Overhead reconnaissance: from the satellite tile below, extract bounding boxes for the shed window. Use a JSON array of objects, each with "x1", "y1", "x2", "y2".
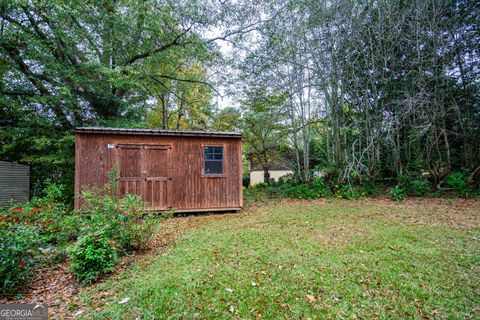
[{"x1": 204, "y1": 146, "x2": 224, "y2": 175}]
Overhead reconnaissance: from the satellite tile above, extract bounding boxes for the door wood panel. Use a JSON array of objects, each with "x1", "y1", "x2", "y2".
[{"x1": 116, "y1": 144, "x2": 171, "y2": 210}]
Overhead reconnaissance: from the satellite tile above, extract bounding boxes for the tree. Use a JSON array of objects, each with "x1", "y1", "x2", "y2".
[
  {"x1": 235, "y1": 0, "x2": 480, "y2": 188},
  {"x1": 242, "y1": 87, "x2": 287, "y2": 184},
  {"x1": 145, "y1": 63, "x2": 215, "y2": 130}
]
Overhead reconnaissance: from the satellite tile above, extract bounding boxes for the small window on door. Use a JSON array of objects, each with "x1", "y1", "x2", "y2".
[{"x1": 204, "y1": 146, "x2": 224, "y2": 175}]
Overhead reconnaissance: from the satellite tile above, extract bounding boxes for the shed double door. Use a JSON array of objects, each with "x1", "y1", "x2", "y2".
[{"x1": 116, "y1": 144, "x2": 172, "y2": 210}]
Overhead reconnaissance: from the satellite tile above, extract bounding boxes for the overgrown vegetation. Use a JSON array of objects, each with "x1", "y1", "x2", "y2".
[
  {"x1": 0, "y1": 226, "x2": 41, "y2": 292},
  {"x1": 0, "y1": 176, "x2": 161, "y2": 294},
  {"x1": 69, "y1": 175, "x2": 157, "y2": 284},
  {"x1": 245, "y1": 171, "x2": 478, "y2": 206},
  {"x1": 69, "y1": 232, "x2": 119, "y2": 285}
]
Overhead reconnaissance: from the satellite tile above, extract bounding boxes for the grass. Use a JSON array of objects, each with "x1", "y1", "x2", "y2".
[{"x1": 77, "y1": 199, "x2": 480, "y2": 319}]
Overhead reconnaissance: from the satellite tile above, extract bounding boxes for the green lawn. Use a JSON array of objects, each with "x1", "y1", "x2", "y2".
[{"x1": 77, "y1": 200, "x2": 480, "y2": 319}]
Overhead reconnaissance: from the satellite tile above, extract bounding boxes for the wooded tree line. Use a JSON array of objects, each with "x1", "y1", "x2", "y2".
[
  {"x1": 240, "y1": 0, "x2": 479, "y2": 189},
  {"x1": 0, "y1": 0, "x2": 479, "y2": 195}
]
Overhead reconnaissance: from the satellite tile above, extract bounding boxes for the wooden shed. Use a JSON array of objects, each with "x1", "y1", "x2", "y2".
[
  {"x1": 0, "y1": 161, "x2": 30, "y2": 208},
  {"x1": 74, "y1": 127, "x2": 242, "y2": 212}
]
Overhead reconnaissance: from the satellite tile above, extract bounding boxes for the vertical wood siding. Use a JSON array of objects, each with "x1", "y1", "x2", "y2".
[
  {"x1": 74, "y1": 133, "x2": 242, "y2": 211},
  {"x1": 0, "y1": 161, "x2": 30, "y2": 208}
]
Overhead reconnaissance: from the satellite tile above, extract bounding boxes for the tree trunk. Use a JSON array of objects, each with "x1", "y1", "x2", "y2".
[{"x1": 263, "y1": 167, "x2": 270, "y2": 184}]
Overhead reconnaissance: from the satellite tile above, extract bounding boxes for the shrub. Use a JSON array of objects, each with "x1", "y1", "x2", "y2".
[
  {"x1": 284, "y1": 184, "x2": 319, "y2": 199},
  {"x1": 390, "y1": 186, "x2": 406, "y2": 202},
  {"x1": 80, "y1": 190, "x2": 157, "y2": 252},
  {"x1": 264, "y1": 177, "x2": 328, "y2": 200},
  {"x1": 0, "y1": 181, "x2": 80, "y2": 245},
  {"x1": 251, "y1": 182, "x2": 268, "y2": 190},
  {"x1": 397, "y1": 173, "x2": 431, "y2": 197},
  {"x1": 445, "y1": 171, "x2": 470, "y2": 196},
  {"x1": 410, "y1": 178, "x2": 431, "y2": 196},
  {"x1": 336, "y1": 184, "x2": 363, "y2": 200},
  {"x1": 361, "y1": 180, "x2": 377, "y2": 196},
  {"x1": 0, "y1": 226, "x2": 41, "y2": 293},
  {"x1": 69, "y1": 232, "x2": 118, "y2": 284}
]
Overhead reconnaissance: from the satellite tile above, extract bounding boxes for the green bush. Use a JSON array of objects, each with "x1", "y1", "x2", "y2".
[
  {"x1": 390, "y1": 186, "x2": 406, "y2": 202},
  {"x1": 284, "y1": 184, "x2": 319, "y2": 199},
  {"x1": 0, "y1": 181, "x2": 80, "y2": 245},
  {"x1": 0, "y1": 226, "x2": 42, "y2": 293},
  {"x1": 445, "y1": 172, "x2": 470, "y2": 196},
  {"x1": 397, "y1": 173, "x2": 431, "y2": 197},
  {"x1": 69, "y1": 232, "x2": 118, "y2": 284},
  {"x1": 80, "y1": 189, "x2": 157, "y2": 252},
  {"x1": 360, "y1": 180, "x2": 377, "y2": 196},
  {"x1": 410, "y1": 178, "x2": 431, "y2": 196},
  {"x1": 251, "y1": 182, "x2": 268, "y2": 190},
  {"x1": 336, "y1": 184, "x2": 363, "y2": 200},
  {"x1": 264, "y1": 177, "x2": 328, "y2": 200}
]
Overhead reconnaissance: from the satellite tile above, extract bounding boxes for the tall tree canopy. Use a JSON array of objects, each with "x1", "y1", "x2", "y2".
[{"x1": 237, "y1": 0, "x2": 480, "y2": 187}]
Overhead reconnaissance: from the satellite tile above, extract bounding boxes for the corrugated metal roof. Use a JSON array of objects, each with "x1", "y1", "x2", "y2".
[{"x1": 75, "y1": 127, "x2": 242, "y2": 138}]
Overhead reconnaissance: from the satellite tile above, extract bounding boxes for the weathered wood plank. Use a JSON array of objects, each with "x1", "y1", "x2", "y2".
[{"x1": 75, "y1": 132, "x2": 242, "y2": 211}]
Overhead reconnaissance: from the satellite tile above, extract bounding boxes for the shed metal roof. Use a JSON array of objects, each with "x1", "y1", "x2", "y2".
[{"x1": 75, "y1": 127, "x2": 242, "y2": 138}]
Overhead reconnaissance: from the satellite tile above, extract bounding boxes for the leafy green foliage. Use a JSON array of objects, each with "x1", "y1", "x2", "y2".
[
  {"x1": 0, "y1": 226, "x2": 41, "y2": 293},
  {"x1": 69, "y1": 232, "x2": 118, "y2": 285},
  {"x1": 397, "y1": 174, "x2": 432, "y2": 197},
  {"x1": 69, "y1": 176, "x2": 159, "y2": 283},
  {"x1": 390, "y1": 186, "x2": 406, "y2": 202},
  {"x1": 0, "y1": 172, "x2": 161, "y2": 289},
  {"x1": 445, "y1": 172, "x2": 470, "y2": 196},
  {"x1": 79, "y1": 185, "x2": 157, "y2": 252},
  {"x1": 264, "y1": 178, "x2": 325, "y2": 200},
  {"x1": 0, "y1": 181, "x2": 80, "y2": 244},
  {"x1": 249, "y1": 177, "x2": 374, "y2": 201},
  {"x1": 335, "y1": 184, "x2": 364, "y2": 200}
]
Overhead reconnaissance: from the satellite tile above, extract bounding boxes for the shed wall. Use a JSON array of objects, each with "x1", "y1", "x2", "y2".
[
  {"x1": 0, "y1": 161, "x2": 30, "y2": 208},
  {"x1": 75, "y1": 133, "x2": 242, "y2": 211}
]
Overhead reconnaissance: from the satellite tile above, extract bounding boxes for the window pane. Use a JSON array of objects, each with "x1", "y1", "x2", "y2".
[
  {"x1": 204, "y1": 146, "x2": 223, "y2": 174},
  {"x1": 205, "y1": 153, "x2": 215, "y2": 160},
  {"x1": 205, "y1": 160, "x2": 223, "y2": 174}
]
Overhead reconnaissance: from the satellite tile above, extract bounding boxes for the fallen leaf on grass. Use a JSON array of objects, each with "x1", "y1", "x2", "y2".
[
  {"x1": 306, "y1": 295, "x2": 316, "y2": 303},
  {"x1": 119, "y1": 297, "x2": 130, "y2": 304},
  {"x1": 73, "y1": 310, "x2": 84, "y2": 317}
]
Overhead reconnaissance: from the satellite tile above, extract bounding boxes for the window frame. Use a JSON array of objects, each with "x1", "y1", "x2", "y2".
[{"x1": 202, "y1": 144, "x2": 226, "y2": 177}]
